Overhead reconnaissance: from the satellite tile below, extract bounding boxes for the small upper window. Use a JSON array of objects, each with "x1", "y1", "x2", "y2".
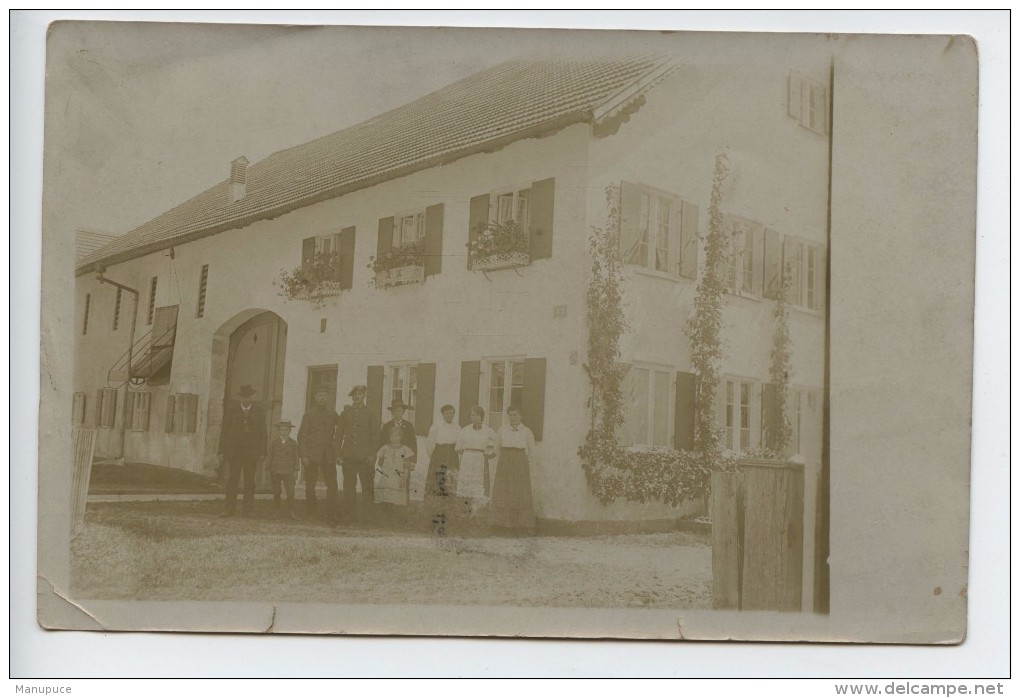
[{"x1": 788, "y1": 71, "x2": 828, "y2": 135}]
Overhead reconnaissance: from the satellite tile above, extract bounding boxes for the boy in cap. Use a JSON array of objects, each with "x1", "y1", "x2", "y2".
[{"x1": 266, "y1": 419, "x2": 299, "y2": 519}]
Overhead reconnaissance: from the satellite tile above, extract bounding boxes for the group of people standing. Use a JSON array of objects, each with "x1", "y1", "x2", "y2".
[{"x1": 217, "y1": 382, "x2": 537, "y2": 534}]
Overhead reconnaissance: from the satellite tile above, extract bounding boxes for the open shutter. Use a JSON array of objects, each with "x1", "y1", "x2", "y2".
[
  {"x1": 619, "y1": 181, "x2": 643, "y2": 265},
  {"x1": 185, "y1": 394, "x2": 198, "y2": 433},
  {"x1": 679, "y1": 200, "x2": 699, "y2": 279},
  {"x1": 415, "y1": 362, "x2": 436, "y2": 436},
  {"x1": 377, "y1": 217, "x2": 394, "y2": 260},
  {"x1": 751, "y1": 224, "x2": 765, "y2": 296},
  {"x1": 302, "y1": 237, "x2": 316, "y2": 265},
  {"x1": 817, "y1": 246, "x2": 827, "y2": 313},
  {"x1": 139, "y1": 393, "x2": 151, "y2": 430},
  {"x1": 667, "y1": 201, "x2": 682, "y2": 276},
  {"x1": 468, "y1": 194, "x2": 490, "y2": 269},
  {"x1": 523, "y1": 357, "x2": 547, "y2": 441},
  {"x1": 165, "y1": 394, "x2": 176, "y2": 433},
  {"x1": 93, "y1": 390, "x2": 102, "y2": 427},
  {"x1": 367, "y1": 365, "x2": 384, "y2": 424},
  {"x1": 338, "y1": 226, "x2": 356, "y2": 289},
  {"x1": 674, "y1": 371, "x2": 696, "y2": 451},
  {"x1": 763, "y1": 228, "x2": 782, "y2": 299},
  {"x1": 106, "y1": 390, "x2": 117, "y2": 428},
  {"x1": 423, "y1": 203, "x2": 444, "y2": 277},
  {"x1": 125, "y1": 391, "x2": 136, "y2": 430},
  {"x1": 528, "y1": 177, "x2": 555, "y2": 261},
  {"x1": 459, "y1": 361, "x2": 481, "y2": 427},
  {"x1": 761, "y1": 382, "x2": 781, "y2": 452}
]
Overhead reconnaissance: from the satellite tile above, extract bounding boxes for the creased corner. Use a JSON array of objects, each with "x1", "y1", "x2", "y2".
[
  {"x1": 265, "y1": 605, "x2": 277, "y2": 633},
  {"x1": 37, "y1": 574, "x2": 105, "y2": 631}
]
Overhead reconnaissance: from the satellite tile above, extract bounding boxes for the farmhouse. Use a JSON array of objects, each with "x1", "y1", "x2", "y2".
[{"x1": 74, "y1": 54, "x2": 829, "y2": 539}]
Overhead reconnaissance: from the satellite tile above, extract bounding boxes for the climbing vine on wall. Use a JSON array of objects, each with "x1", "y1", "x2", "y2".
[{"x1": 768, "y1": 263, "x2": 794, "y2": 455}]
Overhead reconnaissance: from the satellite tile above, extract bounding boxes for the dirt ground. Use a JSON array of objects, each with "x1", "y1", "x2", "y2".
[{"x1": 72, "y1": 500, "x2": 713, "y2": 609}]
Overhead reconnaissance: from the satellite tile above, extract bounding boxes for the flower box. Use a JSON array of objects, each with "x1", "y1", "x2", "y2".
[
  {"x1": 292, "y1": 279, "x2": 343, "y2": 301},
  {"x1": 375, "y1": 264, "x2": 425, "y2": 288},
  {"x1": 472, "y1": 251, "x2": 530, "y2": 271}
]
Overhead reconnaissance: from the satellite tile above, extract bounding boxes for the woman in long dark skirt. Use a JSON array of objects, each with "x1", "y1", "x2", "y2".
[
  {"x1": 488, "y1": 404, "x2": 536, "y2": 533},
  {"x1": 424, "y1": 404, "x2": 461, "y2": 531}
]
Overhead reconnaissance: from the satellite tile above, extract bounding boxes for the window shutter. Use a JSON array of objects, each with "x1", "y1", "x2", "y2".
[
  {"x1": 185, "y1": 394, "x2": 199, "y2": 433},
  {"x1": 763, "y1": 228, "x2": 782, "y2": 299},
  {"x1": 302, "y1": 237, "x2": 316, "y2": 265},
  {"x1": 165, "y1": 394, "x2": 176, "y2": 433},
  {"x1": 761, "y1": 382, "x2": 782, "y2": 451},
  {"x1": 338, "y1": 226, "x2": 356, "y2": 289},
  {"x1": 415, "y1": 362, "x2": 436, "y2": 436},
  {"x1": 783, "y1": 237, "x2": 802, "y2": 305},
  {"x1": 459, "y1": 360, "x2": 481, "y2": 427},
  {"x1": 528, "y1": 178, "x2": 555, "y2": 261},
  {"x1": 751, "y1": 224, "x2": 765, "y2": 295},
  {"x1": 522, "y1": 357, "x2": 547, "y2": 441},
  {"x1": 125, "y1": 391, "x2": 136, "y2": 430},
  {"x1": 105, "y1": 389, "x2": 117, "y2": 428},
  {"x1": 468, "y1": 194, "x2": 490, "y2": 269},
  {"x1": 94, "y1": 389, "x2": 103, "y2": 427},
  {"x1": 423, "y1": 203, "x2": 444, "y2": 277},
  {"x1": 619, "y1": 181, "x2": 643, "y2": 265},
  {"x1": 667, "y1": 201, "x2": 682, "y2": 276},
  {"x1": 674, "y1": 371, "x2": 696, "y2": 451},
  {"x1": 679, "y1": 200, "x2": 699, "y2": 279},
  {"x1": 139, "y1": 393, "x2": 151, "y2": 431},
  {"x1": 366, "y1": 365, "x2": 385, "y2": 423},
  {"x1": 377, "y1": 217, "x2": 394, "y2": 259},
  {"x1": 817, "y1": 246, "x2": 827, "y2": 312}
]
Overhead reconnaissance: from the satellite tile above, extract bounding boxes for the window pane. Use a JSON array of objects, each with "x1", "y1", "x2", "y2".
[
  {"x1": 742, "y1": 230, "x2": 754, "y2": 293},
  {"x1": 807, "y1": 247, "x2": 816, "y2": 309},
  {"x1": 489, "y1": 361, "x2": 505, "y2": 415},
  {"x1": 497, "y1": 194, "x2": 514, "y2": 224},
  {"x1": 416, "y1": 212, "x2": 426, "y2": 241},
  {"x1": 515, "y1": 190, "x2": 529, "y2": 229},
  {"x1": 653, "y1": 370, "x2": 670, "y2": 446},
  {"x1": 511, "y1": 360, "x2": 524, "y2": 387},
  {"x1": 655, "y1": 198, "x2": 670, "y2": 272},
  {"x1": 629, "y1": 368, "x2": 649, "y2": 445},
  {"x1": 407, "y1": 365, "x2": 417, "y2": 410},
  {"x1": 725, "y1": 381, "x2": 735, "y2": 450}
]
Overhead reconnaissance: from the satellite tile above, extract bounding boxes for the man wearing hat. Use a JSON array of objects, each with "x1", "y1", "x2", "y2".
[
  {"x1": 333, "y1": 384, "x2": 380, "y2": 522},
  {"x1": 297, "y1": 388, "x2": 339, "y2": 522},
  {"x1": 266, "y1": 419, "x2": 299, "y2": 519},
  {"x1": 379, "y1": 398, "x2": 418, "y2": 458},
  {"x1": 218, "y1": 384, "x2": 268, "y2": 517}
]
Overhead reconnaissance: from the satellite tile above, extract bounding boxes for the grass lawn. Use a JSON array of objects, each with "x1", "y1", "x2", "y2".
[{"x1": 72, "y1": 500, "x2": 713, "y2": 609}]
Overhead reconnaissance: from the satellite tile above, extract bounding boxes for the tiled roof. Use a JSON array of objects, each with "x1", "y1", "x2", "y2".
[
  {"x1": 74, "y1": 228, "x2": 120, "y2": 262},
  {"x1": 76, "y1": 56, "x2": 670, "y2": 274}
]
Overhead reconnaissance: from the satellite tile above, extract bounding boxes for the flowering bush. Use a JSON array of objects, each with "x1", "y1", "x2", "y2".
[
  {"x1": 274, "y1": 252, "x2": 341, "y2": 308},
  {"x1": 468, "y1": 220, "x2": 529, "y2": 264},
  {"x1": 368, "y1": 241, "x2": 425, "y2": 276}
]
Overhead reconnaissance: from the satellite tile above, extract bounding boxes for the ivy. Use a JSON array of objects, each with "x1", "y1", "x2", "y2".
[{"x1": 768, "y1": 262, "x2": 794, "y2": 454}]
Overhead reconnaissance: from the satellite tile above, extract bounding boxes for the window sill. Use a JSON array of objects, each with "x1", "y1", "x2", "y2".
[
  {"x1": 628, "y1": 267, "x2": 695, "y2": 284},
  {"x1": 725, "y1": 290, "x2": 763, "y2": 303}
]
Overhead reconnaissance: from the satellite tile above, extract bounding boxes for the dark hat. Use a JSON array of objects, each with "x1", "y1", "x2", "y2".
[
  {"x1": 388, "y1": 398, "x2": 408, "y2": 410},
  {"x1": 238, "y1": 384, "x2": 256, "y2": 398},
  {"x1": 348, "y1": 384, "x2": 367, "y2": 397},
  {"x1": 276, "y1": 420, "x2": 294, "y2": 428}
]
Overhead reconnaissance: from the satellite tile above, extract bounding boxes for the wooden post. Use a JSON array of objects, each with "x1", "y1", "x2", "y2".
[{"x1": 711, "y1": 469, "x2": 745, "y2": 609}]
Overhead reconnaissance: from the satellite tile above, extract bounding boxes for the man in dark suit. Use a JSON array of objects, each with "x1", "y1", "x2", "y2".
[
  {"x1": 218, "y1": 384, "x2": 268, "y2": 517},
  {"x1": 334, "y1": 385, "x2": 380, "y2": 522},
  {"x1": 379, "y1": 398, "x2": 418, "y2": 457},
  {"x1": 297, "y1": 388, "x2": 339, "y2": 522}
]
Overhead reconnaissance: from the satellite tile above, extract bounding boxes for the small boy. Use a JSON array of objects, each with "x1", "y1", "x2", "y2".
[{"x1": 266, "y1": 419, "x2": 299, "y2": 519}]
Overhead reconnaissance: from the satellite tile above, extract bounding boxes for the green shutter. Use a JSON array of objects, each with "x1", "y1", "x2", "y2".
[
  {"x1": 415, "y1": 362, "x2": 436, "y2": 436},
  {"x1": 468, "y1": 194, "x2": 490, "y2": 269},
  {"x1": 302, "y1": 237, "x2": 316, "y2": 265},
  {"x1": 528, "y1": 178, "x2": 555, "y2": 261},
  {"x1": 125, "y1": 391, "x2": 136, "y2": 430},
  {"x1": 619, "y1": 181, "x2": 643, "y2": 265},
  {"x1": 377, "y1": 217, "x2": 394, "y2": 260},
  {"x1": 763, "y1": 228, "x2": 782, "y2": 299},
  {"x1": 366, "y1": 365, "x2": 385, "y2": 424},
  {"x1": 338, "y1": 226, "x2": 356, "y2": 289},
  {"x1": 165, "y1": 394, "x2": 176, "y2": 433},
  {"x1": 523, "y1": 357, "x2": 547, "y2": 441},
  {"x1": 94, "y1": 389, "x2": 103, "y2": 427},
  {"x1": 423, "y1": 203, "x2": 444, "y2": 277},
  {"x1": 751, "y1": 224, "x2": 765, "y2": 296},
  {"x1": 459, "y1": 361, "x2": 481, "y2": 427},
  {"x1": 185, "y1": 394, "x2": 198, "y2": 433},
  {"x1": 674, "y1": 371, "x2": 696, "y2": 451}
]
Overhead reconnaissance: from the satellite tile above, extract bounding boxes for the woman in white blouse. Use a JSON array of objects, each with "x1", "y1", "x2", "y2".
[
  {"x1": 488, "y1": 404, "x2": 537, "y2": 533},
  {"x1": 424, "y1": 404, "x2": 461, "y2": 515},
  {"x1": 455, "y1": 405, "x2": 498, "y2": 506}
]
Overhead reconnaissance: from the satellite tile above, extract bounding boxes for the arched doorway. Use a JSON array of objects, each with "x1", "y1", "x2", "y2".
[{"x1": 204, "y1": 309, "x2": 288, "y2": 484}]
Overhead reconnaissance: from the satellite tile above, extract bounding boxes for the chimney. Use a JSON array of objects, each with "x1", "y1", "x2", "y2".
[{"x1": 229, "y1": 156, "x2": 249, "y2": 203}]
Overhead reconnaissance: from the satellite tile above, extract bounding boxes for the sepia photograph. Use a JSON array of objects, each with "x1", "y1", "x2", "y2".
[{"x1": 31, "y1": 16, "x2": 981, "y2": 650}]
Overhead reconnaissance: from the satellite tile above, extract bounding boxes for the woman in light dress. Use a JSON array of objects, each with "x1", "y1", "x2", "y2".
[
  {"x1": 488, "y1": 405, "x2": 537, "y2": 533},
  {"x1": 424, "y1": 404, "x2": 461, "y2": 519},
  {"x1": 455, "y1": 405, "x2": 498, "y2": 508}
]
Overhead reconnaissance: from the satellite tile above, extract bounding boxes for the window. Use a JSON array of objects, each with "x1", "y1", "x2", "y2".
[
  {"x1": 620, "y1": 182, "x2": 698, "y2": 278},
  {"x1": 128, "y1": 391, "x2": 151, "y2": 431},
  {"x1": 96, "y1": 387, "x2": 118, "y2": 428},
  {"x1": 788, "y1": 71, "x2": 828, "y2": 135},
  {"x1": 166, "y1": 393, "x2": 198, "y2": 434},
  {"x1": 112, "y1": 288, "x2": 122, "y2": 331},
  {"x1": 394, "y1": 211, "x2": 427, "y2": 248},
  {"x1": 386, "y1": 362, "x2": 419, "y2": 424},
  {"x1": 196, "y1": 264, "x2": 209, "y2": 318},
  {"x1": 72, "y1": 392, "x2": 86, "y2": 425},
  {"x1": 723, "y1": 216, "x2": 763, "y2": 297},
  {"x1": 492, "y1": 187, "x2": 530, "y2": 231},
  {"x1": 783, "y1": 237, "x2": 825, "y2": 311},
  {"x1": 147, "y1": 277, "x2": 157, "y2": 325},
  {"x1": 619, "y1": 364, "x2": 672, "y2": 448},
  {"x1": 82, "y1": 294, "x2": 91, "y2": 335},
  {"x1": 721, "y1": 378, "x2": 758, "y2": 453},
  {"x1": 485, "y1": 358, "x2": 525, "y2": 431},
  {"x1": 306, "y1": 365, "x2": 338, "y2": 411}
]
